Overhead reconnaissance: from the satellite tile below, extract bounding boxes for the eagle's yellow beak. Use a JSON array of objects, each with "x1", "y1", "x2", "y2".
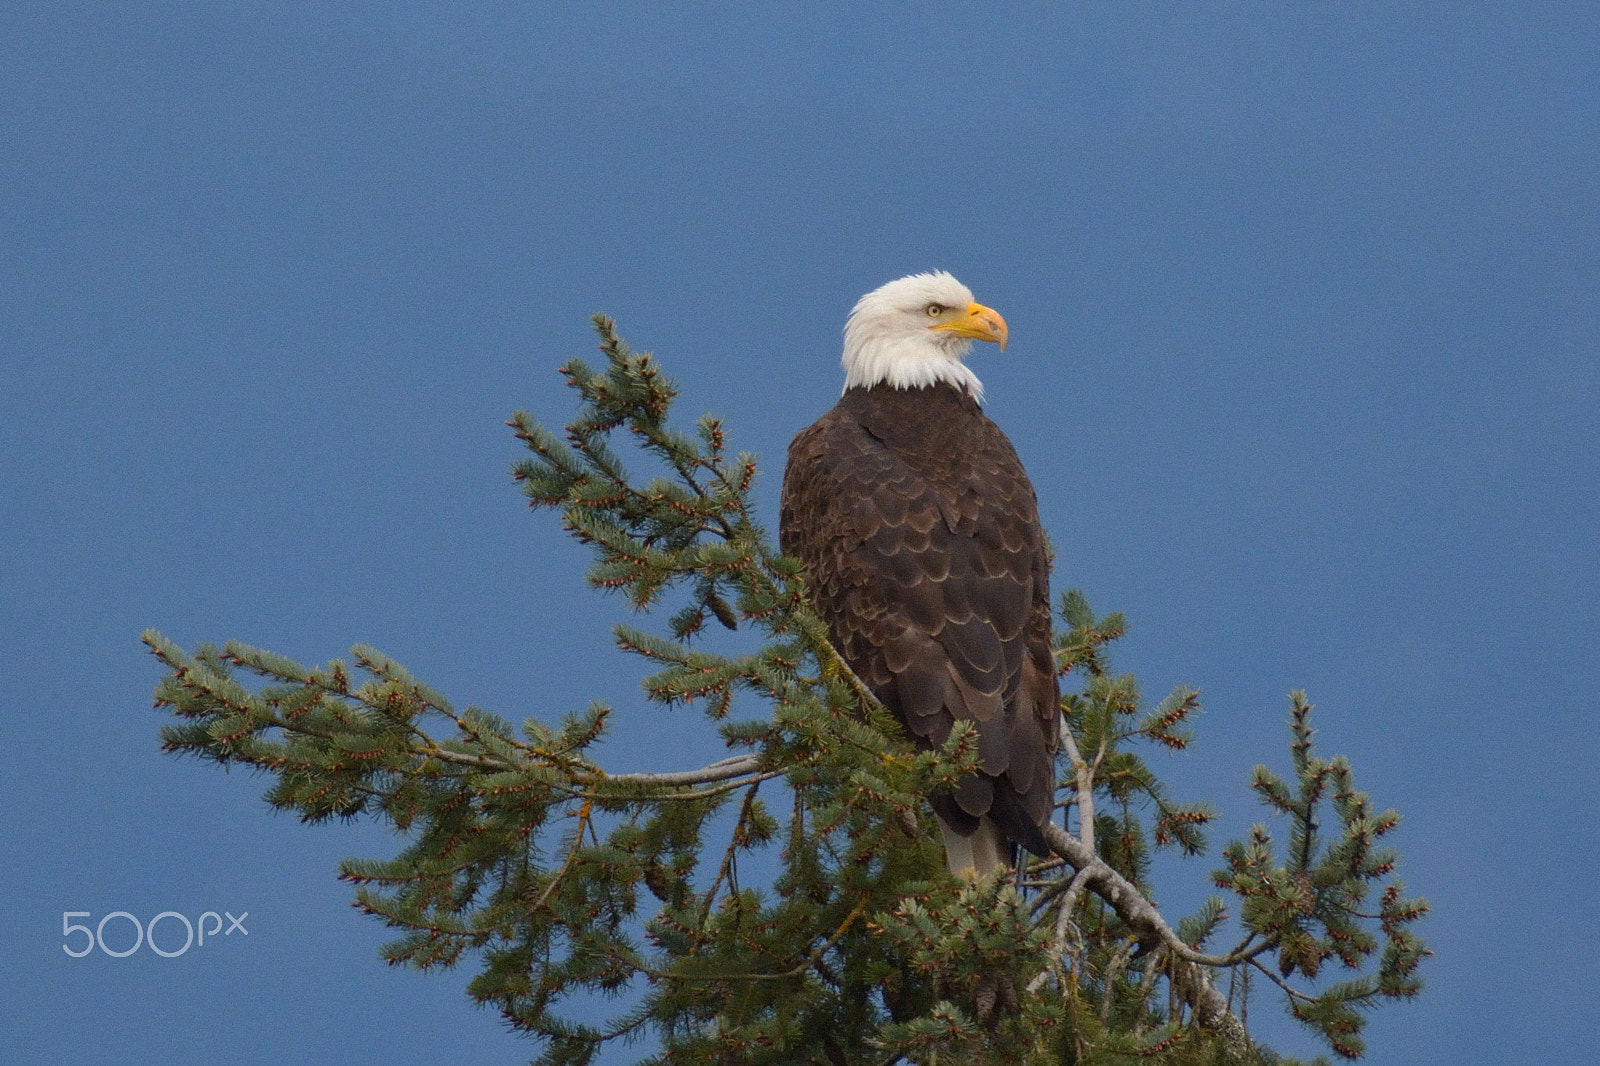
[{"x1": 930, "y1": 301, "x2": 1008, "y2": 351}]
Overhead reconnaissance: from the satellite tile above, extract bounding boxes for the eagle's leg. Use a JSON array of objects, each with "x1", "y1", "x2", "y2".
[{"x1": 936, "y1": 816, "x2": 1009, "y2": 879}]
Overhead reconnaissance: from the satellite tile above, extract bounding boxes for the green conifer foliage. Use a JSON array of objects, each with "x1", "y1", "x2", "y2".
[{"x1": 145, "y1": 316, "x2": 1426, "y2": 1064}]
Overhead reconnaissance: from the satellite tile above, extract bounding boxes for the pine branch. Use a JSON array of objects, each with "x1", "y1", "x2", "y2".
[
  {"x1": 1040, "y1": 819, "x2": 1256, "y2": 1060},
  {"x1": 580, "y1": 753, "x2": 760, "y2": 787}
]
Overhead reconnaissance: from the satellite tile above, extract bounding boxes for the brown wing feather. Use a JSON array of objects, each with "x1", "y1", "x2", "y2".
[{"x1": 780, "y1": 383, "x2": 1060, "y2": 856}]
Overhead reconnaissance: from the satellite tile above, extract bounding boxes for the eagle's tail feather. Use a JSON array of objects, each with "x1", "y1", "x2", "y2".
[
  {"x1": 988, "y1": 778, "x2": 1054, "y2": 861},
  {"x1": 937, "y1": 816, "x2": 1010, "y2": 878}
]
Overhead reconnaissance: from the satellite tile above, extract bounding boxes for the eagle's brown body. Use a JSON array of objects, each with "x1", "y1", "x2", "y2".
[{"x1": 780, "y1": 381, "x2": 1060, "y2": 863}]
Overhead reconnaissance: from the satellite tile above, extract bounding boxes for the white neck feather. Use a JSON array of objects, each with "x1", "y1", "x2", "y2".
[{"x1": 841, "y1": 330, "x2": 985, "y2": 400}]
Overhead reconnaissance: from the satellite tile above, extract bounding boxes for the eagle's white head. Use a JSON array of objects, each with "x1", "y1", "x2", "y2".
[{"x1": 841, "y1": 271, "x2": 1008, "y2": 399}]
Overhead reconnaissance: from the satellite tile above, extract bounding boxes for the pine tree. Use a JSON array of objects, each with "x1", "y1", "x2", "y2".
[{"x1": 145, "y1": 317, "x2": 1427, "y2": 1065}]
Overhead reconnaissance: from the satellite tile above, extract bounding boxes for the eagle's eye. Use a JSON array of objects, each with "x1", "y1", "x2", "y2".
[{"x1": 924, "y1": 303, "x2": 945, "y2": 317}]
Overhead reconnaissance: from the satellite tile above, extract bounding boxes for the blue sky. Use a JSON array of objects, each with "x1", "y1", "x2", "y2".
[{"x1": 3, "y1": 3, "x2": 1596, "y2": 1063}]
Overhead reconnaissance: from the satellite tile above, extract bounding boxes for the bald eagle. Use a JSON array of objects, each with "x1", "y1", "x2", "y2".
[{"x1": 780, "y1": 272, "x2": 1060, "y2": 876}]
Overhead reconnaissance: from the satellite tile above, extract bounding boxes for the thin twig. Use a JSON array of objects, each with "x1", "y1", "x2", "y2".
[
  {"x1": 695, "y1": 783, "x2": 762, "y2": 942},
  {"x1": 530, "y1": 798, "x2": 594, "y2": 913},
  {"x1": 1101, "y1": 939, "x2": 1136, "y2": 1024},
  {"x1": 1248, "y1": 958, "x2": 1316, "y2": 1002},
  {"x1": 1132, "y1": 943, "x2": 1168, "y2": 1035},
  {"x1": 629, "y1": 896, "x2": 869, "y2": 983},
  {"x1": 1028, "y1": 864, "x2": 1096, "y2": 993},
  {"x1": 1059, "y1": 718, "x2": 1097, "y2": 852}
]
